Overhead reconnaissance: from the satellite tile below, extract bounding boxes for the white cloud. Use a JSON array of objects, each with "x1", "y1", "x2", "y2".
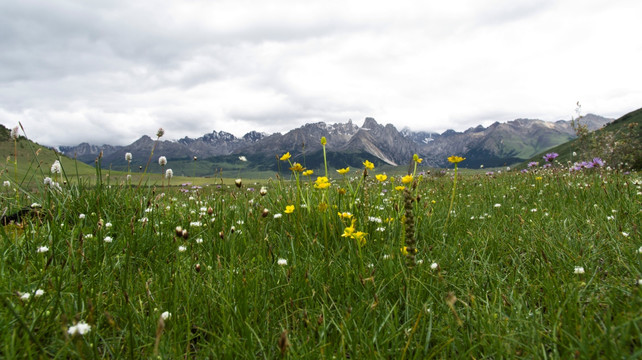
[{"x1": 0, "y1": 0, "x2": 640, "y2": 146}]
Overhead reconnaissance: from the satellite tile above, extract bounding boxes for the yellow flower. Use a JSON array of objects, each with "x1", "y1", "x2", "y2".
[
  {"x1": 285, "y1": 205, "x2": 295, "y2": 214},
  {"x1": 337, "y1": 211, "x2": 353, "y2": 219},
  {"x1": 401, "y1": 175, "x2": 413, "y2": 184},
  {"x1": 447, "y1": 155, "x2": 465, "y2": 164},
  {"x1": 413, "y1": 154, "x2": 423, "y2": 163},
  {"x1": 337, "y1": 167, "x2": 350, "y2": 174},
  {"x1": 318, "y1": 202, "x2": 328, "y2": 212},
  {"x1": 314, "y1": 176, "x2": 330, "y2": 189},
  {"x1": 375, "y1": 174, "x2": 388, "y2": 182},
  {"x1": 400, "y1": 246, "x2": 417, "y2": 256},
  {"x1": 354, "y1": 231, "x2": 367, "y2": 246},
  {"x1": 320, "y1": 137, "x2": 327, "y2": 146},
  {"x1": 289, "y1": 162, "x2": 304, "y2": 172},
  {"x1": 341, "y1": 219, "x2": 356, "y2": 238},
  {"x1": 303, "y1": 169, "x2": 314, "y2": 176},
  {"x1": 535, "y1": 176, "x2": 543, "y2": 181},
  {"x1": 395, "y1": 186, "x2": 406, "y2": 191},
  {"x1": 363, "y1": 160, "x2": 374, "y2": 170},
  {"x1": 280, "y1": 152, "x2": 291, "y2": 161}
]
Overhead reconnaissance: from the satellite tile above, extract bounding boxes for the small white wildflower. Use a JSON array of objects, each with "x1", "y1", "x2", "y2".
[
  {"x1": 622, "y1": 232, "x2": 629, "y2": 237},
  {"x1": 158, "y1": 156, "x2": 167, "y2": 166},
  {"x1": 3, "y1": 180, "x2": 10, "y2": 187},
  {"x1": 31, "y1": 203, "x2": 42, "y2": 208},
  {"x1": 178, "y1": 245, "x2": 187, "y2": 252},
  {"x1": 44, "y1": 177, "x2": 52, "y2": 186},
  {"x1": 165, "y1": 168, "x2": 173, "y2": 179},
  {"x1": 190, "y1": 221, "x2": 202, "y2": 227},
  {"x1": 430, "y1": 262, "x2": 438, "y2": 270},
  {"x1": 67, "y1": 321, "x2": 91, "y2": 336},
  {"x1": 277, "y1": 258, "x2": 288, "y2": 266},
  {"x1": 34, "y1": 289, "x2": 45, "y2": 297},
  {"x1": 368, "y1": 216, "x2": 382, "y2": 223},
  {"x1": 574, "y1": 266, "x2": 585, "y2": 274},
  {"x1": 273, "y1": 213, "x2": 282, "y2": 219},
  {"x1": 376, "y1": 227, "x2": 385, "y2": 232},
  {"x1": 20, "y1": 292, "x2": 31, "y2": 300},
  {"x1": 416, "y1": 259, "x2": 424, "y2": 265},
  {"x1": 37, "y1": 246, "x2": 49, "y2": 253},
  {"x1": 239, "y1": 156, "x2": 247, "y2": 162},
  {"x1": 195, "y1": 238, "x2": 203, "y2": 244},
  {"x1": 637, "y1": 246, "x2": 642, "y2": 254},
  {"x1": 50, "y1": 160, "x2": 61, "y2": 174},
  {"x1": 607, "y1": 215, "x2": 615, "y2": 221},
  {"x1": 103, "y1": 236, "x2": 113, "y2": 243},
  {"x1": 83, "y1": 234, "x2": 93, "y2": 239},
  {"x1": 79, "y1": 214, "x2": 86, "y2": 219},
  {"x1": 530, "y1": 208, "x2": 537, "y2": 212},
  {"x1": 260, "y1": 186, "x2": 268, "y2": 196},
  {"x1": 161, "y1": 311, "x2": 171, "y2": 320},
  {"x1": 11, "y1": 126, "x2": 19, "y2": 140},
  {"x1": 383, "y1": 254, "x2": 391, "y2": 260},
  {"x1": 125, "y1": 152, "x2": 132, "y2": 161},
  {"x1": 105, "y1": 222, "x2": 112, "y2": 228},
  {"x1": 494, "y1": 203, "x2": 501, "y2": 208},
  {"x1": 126, "y1": 174, "x2": 132, "y2": 181}
]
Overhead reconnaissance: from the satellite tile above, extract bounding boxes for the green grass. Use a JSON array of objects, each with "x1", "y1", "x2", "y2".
[{"x1": 0, "y1": 146, "x2": 640, "y2": 358}]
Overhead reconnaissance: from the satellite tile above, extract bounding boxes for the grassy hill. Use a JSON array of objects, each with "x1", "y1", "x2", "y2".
[
  {"x1": 521, "y1": 107, "x2": 642, "y2": 169},
  {"x1": 0, "y1": 125, "x2": 98, "y2": 186}
]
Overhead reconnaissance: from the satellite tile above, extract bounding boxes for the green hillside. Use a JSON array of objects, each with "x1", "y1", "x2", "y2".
[
  {"x1": 522, "y1": 107, "x2": 642, "y2": 169},
  {"x1": 0, "y1": 125, "x2": 99, "y2": 186}
]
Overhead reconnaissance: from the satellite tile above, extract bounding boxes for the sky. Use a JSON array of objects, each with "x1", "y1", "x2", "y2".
[{"x1": 0, "y1": 0, "x2": 641, "y2": 147}]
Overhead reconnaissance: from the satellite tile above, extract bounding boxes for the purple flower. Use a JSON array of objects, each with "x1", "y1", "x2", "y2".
[
  {"x1": 486, "y1": 171, "x2": 494, "y2": 176},
  {"x1": 528, "y1": 161, "x2": 539, "y2": 168},
  {"x1": 521, "y1": 169, "x2": 529, "y2": 173},
  {"x1": 542, "y1": 163, "x2": 551, "y2": 168},
  {"x1": 592, "y1": 157, "x2": 604, "y2": 167},
  {"x1": 543, "y1": 153, "x2": 559, "y2": 162}
]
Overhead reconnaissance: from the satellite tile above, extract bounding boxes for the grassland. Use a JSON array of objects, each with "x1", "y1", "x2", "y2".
[{"x1": 0, "y1": 142, "x2": 640, "y2": 358}]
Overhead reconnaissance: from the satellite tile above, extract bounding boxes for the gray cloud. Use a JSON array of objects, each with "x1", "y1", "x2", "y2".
[{"x1": 0, "y1": 0, "x2": 640, "y2": 147}]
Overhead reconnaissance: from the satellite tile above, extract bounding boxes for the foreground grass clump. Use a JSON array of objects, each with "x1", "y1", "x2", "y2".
[{"x1": 1, "y1": 157, "x2": 641, "y2": 358}]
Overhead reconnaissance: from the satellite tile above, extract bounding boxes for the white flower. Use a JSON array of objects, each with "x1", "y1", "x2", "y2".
[
  {"x1": 574, "y1": 266, "x2": 585, "y2": 274},
  {"x1": 50, "y1": 160, "x2": 61, "y2": 174},
  {"x1": 260, "y1": 186, "x2": 268, "y2": 196},
  {"x1": 416, "y1": 259, "x2": 424, "y2": 265},
  {"x1": 621, "y1": 232, "x2": 629, "y2": 237},
  {"x1": 67, "y1": 321, "x2": 91, "y2": 336},
  {"x1": 3, "y1": 180, "x2": 10, "y2": 187},
  {"x1": 34, "y1": 289, "x2": 45, "y2": 297},
  {"x1": 383, "y1": 254, "x2": 391, "y2": 260},
  {"x1": 20, "y1": 292, "x2": 31, "y2": 300},
  {"x1": 79, "y1": 214, "x2": 85, "y2": 219},
  {"x1": 637, "y1": 246, "x2": 642, "y2": 254},
  {"x1": 189, "y1": 221, "x2": 202, "y2": 227},
  {"x1": 126, "y1": 174, "x2": 132, "y2": 181},
  {"x1": 44, "y1": 177, "x2": 52, "y2": 186},
  {"x1": 105, "y1": 222, "x2": 112, "y2": 228},
  {"x1": 178, "y1": 245, "x2": 187, "y2": 252},
  {"x1": 273, "y1": 213, "x2": 282, "y2": 219},
  {"x1": 195, "y1": 238, "x2": 203, "y2": 244},
  {"x1": 494, "y1": 203, "x2": 501, "y2": 208},
  {"x1": 125, "y1": 152, "x2": 132, "y2": 162},
  {"x1": 161, "y1": 311, "x2": 171, "y2": 320},
  {"x1": 430, "y1": 262, "x2": 439, "y2": 270},
  {"x1": 31, "y1": 203, "x2": 42, "y2": 208},
  {"x1": 11, "y1": 126, "x2": 19, "y2": 140},
  {"x1": 37, "y1": 246, "x2": 49, "y2": 253},
  {"x1": 83, "y1": 234, "x2": 93, "y2": 239},
  {"x1": 103, "y1": 236, "x2": 113, "y2": 243},
  {"x1": 165, "y1": 169, "x2": 173, "y2": 179},
  {"x1": 158, "y1": 156, "x2": 167, "y2": 166},
  {"x1": 239, "y1": 156, "x2": 247, "y2": 162},
  {"x1": 277, "y1": 258, "x2": 288, "y2": 266}
]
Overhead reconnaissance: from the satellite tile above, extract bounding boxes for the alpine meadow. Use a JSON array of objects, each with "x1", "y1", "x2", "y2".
[{"x1": 0, "y1": 108, "x2": 641, "y2": 359}]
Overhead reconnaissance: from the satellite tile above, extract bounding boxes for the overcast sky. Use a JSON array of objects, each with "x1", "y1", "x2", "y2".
[{"x1": 1, "y1": 0, "x2": 640, "y2": 146}]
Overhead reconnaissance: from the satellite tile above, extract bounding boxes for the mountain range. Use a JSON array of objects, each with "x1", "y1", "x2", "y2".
[{"x1": 59, "y1": 114, "x2": 611, "y2": 173}]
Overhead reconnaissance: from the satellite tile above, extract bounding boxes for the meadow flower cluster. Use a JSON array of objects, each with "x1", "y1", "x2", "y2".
[{"x1": 1, "y1": 130, "x2": 640, "y2": 358}]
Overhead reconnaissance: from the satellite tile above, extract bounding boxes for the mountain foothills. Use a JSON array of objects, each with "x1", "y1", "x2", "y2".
[{"x1": 57, "y1": 114, "x2": 614, "y2": 174}]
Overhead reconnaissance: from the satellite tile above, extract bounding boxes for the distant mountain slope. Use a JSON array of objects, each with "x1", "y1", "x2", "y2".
[
  {"x1": 521, "y1": 108, "x2": 642, "y2": 169},
  {"x1": 58, "y1": 114, "x2": 612, "y2": 173}
]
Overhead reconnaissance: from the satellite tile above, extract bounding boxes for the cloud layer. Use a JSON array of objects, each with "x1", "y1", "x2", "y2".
[{"x1": 1, "y1": 0, "x2": 640, "y2": 146}]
